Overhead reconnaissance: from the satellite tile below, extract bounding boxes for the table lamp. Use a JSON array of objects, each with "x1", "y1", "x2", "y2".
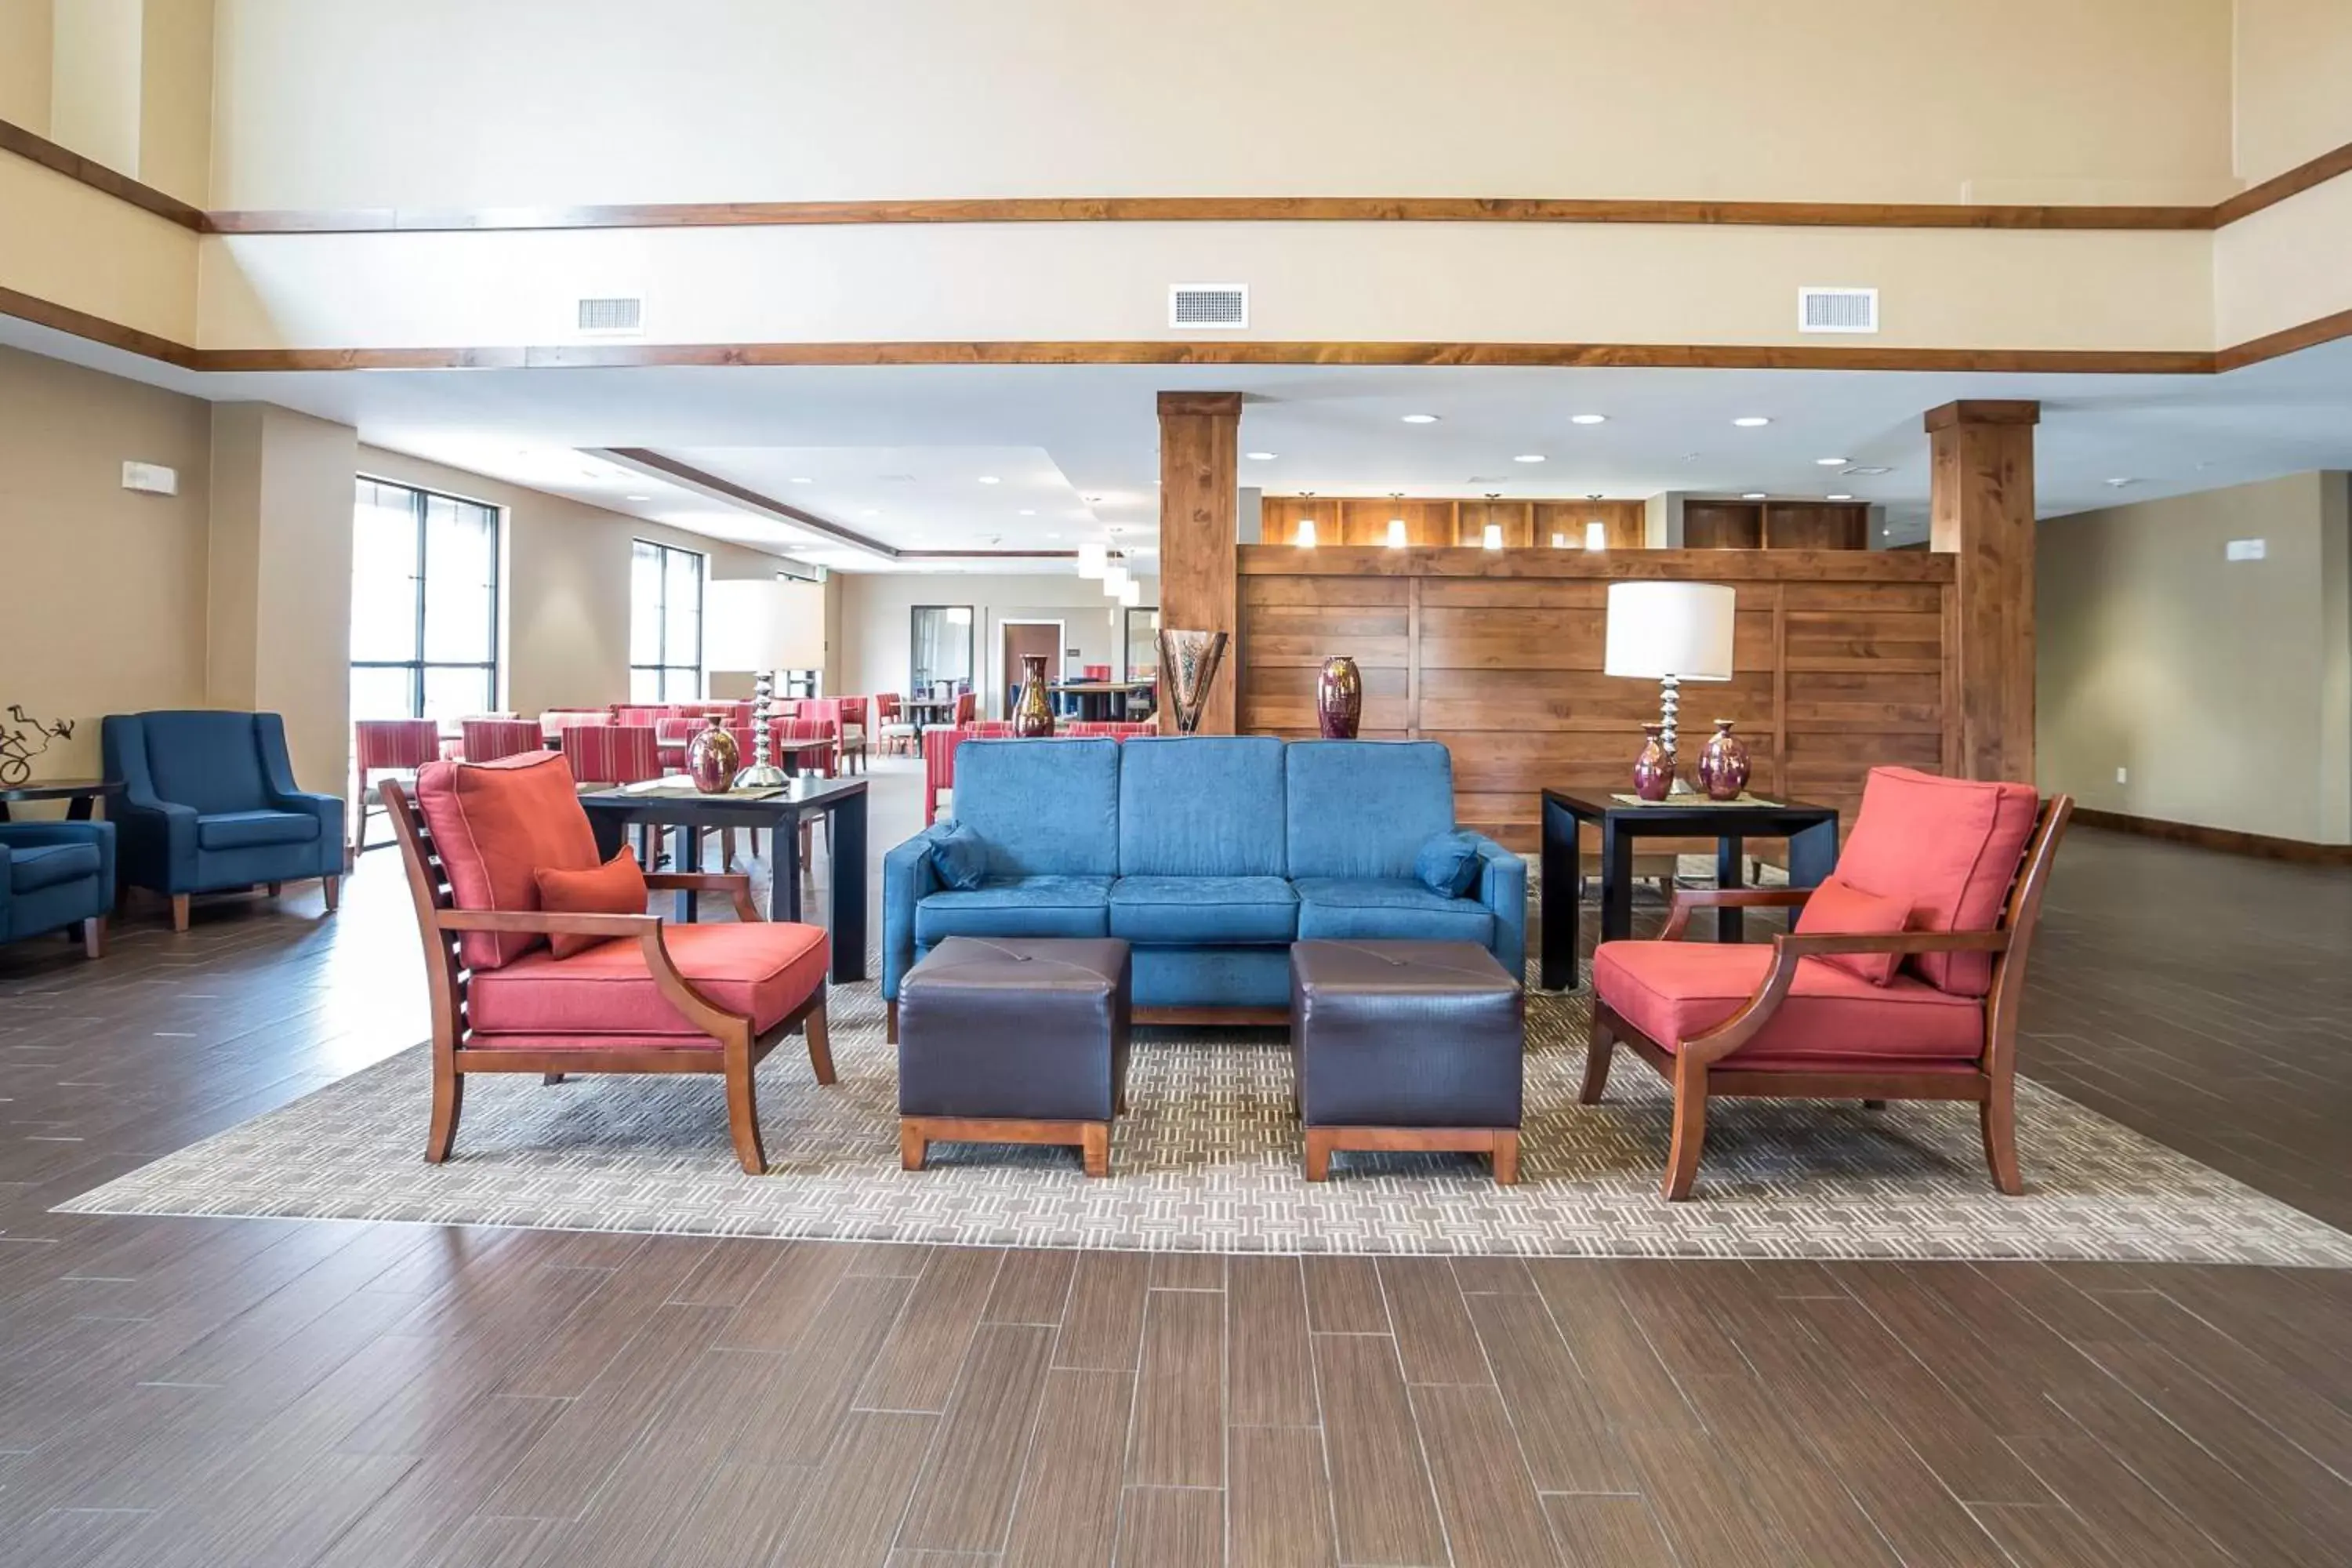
[
  {"x1": 1602, "y1": 581, "x2": 1735, "y2": 795},
  {"x1": 706, "y1": 579, "x2": 826, "y2": 787}
]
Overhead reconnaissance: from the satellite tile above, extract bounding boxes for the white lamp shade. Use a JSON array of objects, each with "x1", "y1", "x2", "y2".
[
  {"x1": 1584, "y1": 521, "x2": 1610, "y2": 550},
  {"x1": 1076, "y1": 541, "x2": 1108, "y2": 579},
  {"x1": 1294, "y1": 517, "x2": 1317, "y2": 547},
  {"x1": 1102, "y1": 564, "x2": 1130, "y2": 597},
  {"x1": 1385, "y1": 518, "x2": 1407, "y2": 548},
  {"x1": 1481, "y1": 523, "x2": 1504, "y2": 550},
  {"x1": 705, "y1": 578, "x2": 825, "y2": 671},
  {"x1": 1603, "y1": 582, "x2": 1736, "y2": 681},
  {"x1": 1551, "y1": 532, "x2": 1568, "y2": 548},
  {"x1": 1120, "y1": 578, "x2": 1142, "y2": 606}
]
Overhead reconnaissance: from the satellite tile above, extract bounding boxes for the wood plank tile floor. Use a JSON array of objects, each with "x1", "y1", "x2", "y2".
[{"x1": 1, "y1": 762, "x2": 2347, "y2": 1566}]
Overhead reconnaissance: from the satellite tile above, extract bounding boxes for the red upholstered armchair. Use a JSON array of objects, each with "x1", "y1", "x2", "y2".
[
  {"x1": 1586, "y1": 767, "x2": 2073, "y2": 1200},
  {"x1": 380, "y1": 752, "x2": 833, "y2": 1174}
]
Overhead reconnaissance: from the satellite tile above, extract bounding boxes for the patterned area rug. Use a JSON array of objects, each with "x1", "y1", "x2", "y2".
[{"x1": 56, "y1": 971, "x2": 2352, "y2": 1264}]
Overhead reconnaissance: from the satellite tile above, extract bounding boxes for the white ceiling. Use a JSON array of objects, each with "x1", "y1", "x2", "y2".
[{"x1": 9, "y1": 316, "x2": 2351, "y2": 564}]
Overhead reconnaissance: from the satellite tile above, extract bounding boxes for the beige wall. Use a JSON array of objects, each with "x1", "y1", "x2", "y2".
[
  {"x1": 209, "y1": 0, "x2": 2238, "y2": 209},
  {"x1": 0, "y1": 154, "x2": 201, "y2": 343},
  {"x1": 2038, "y1": 471, "x2": 2352, "y2": 844},
  {"x1": 137, "y1": 0, "x2": 213, "y2": 205},
  {"x1": 2234, "y1": 0, "x2": 2352, "y2": 183},
  {"x1": 0, "y1": 0, "x2": 54, "y2": 132},
  {"x1": 0, "y1": 343, "x2": 211, "y2": 782},
  {"x1": 2213, "y1": 172, "x2": 2352, "y2": 350},
  {"x1": 839, "y1": 572, "x2": 1159, "y2": 717},
  {"x1": 48, "y1": 0, "x2": 141, "y2": 176},
  {"x1": 350, "y1": 448, "x2": 811, "y2": 717}
]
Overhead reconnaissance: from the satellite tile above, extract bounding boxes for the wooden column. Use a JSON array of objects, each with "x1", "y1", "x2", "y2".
[
  {"x1": 1926, "y1": 399, "x2": 2038, "y2": 782},
  {"x1": 1156, "y1": 390, "x2": 1243, "y2": 734}
]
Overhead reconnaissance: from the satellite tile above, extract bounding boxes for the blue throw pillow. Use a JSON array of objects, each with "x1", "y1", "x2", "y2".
[
  {"x1": 927, "y1": 821, "x2": 989, "y2": 891},
  {"x1": 1414, "y1": 831, "x2": 1483, "y2": 898}
]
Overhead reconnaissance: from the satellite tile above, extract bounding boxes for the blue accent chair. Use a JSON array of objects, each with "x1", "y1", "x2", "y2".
[
  {"x1": 0, "y1": 819, "x2": 114, "y2": 959},
  {"x1": 884, "y1": 737, "x2": 1526, "y2": 1026},
  {"x1": 102, "y1": 711, "x2": 345, "y2": 931}
]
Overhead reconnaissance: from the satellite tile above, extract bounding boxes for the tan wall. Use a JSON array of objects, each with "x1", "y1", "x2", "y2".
[
  {"x1": 208, "y1": 0, "x2": 2238, "y2": 210},
  {"x1": 839, "y1": 572, "x2": 1159, "y2": 717},
  {"x1": 196, "y1": 220, "x2": 2216, "y2": 353},
  {"x1": 2038, "y1": 472, "x2": 2352, "y2": 844},
  {"x1": 2213, "y1": 172, "x2": 2352, "y2": 350},
  {"x1": 48, "y1": 0, "x2": 141, "y2": 175},
  {"x1": 2234, "y1": 0, "x2": 2352, "y2": 183},
  {"x1": 0, "y1": 343, "x2": 211, "y2": 782},
  {"x1": 0, "y1": 154, "x2": 200, "y2": 343},
  {"x1": 0, "y1": 0, "x2": 54, "y2": 132},
  {"x1": 137, "y1": 0, "x2": 213, "y2": 205},
  {"x1": 350, "y1": 448, "x2": 810, "y2": 717}
]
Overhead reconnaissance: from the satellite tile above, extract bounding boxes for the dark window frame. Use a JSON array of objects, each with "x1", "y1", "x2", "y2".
[{"x1": 349, "y1": 476, "x2": 502, "y2": 719}]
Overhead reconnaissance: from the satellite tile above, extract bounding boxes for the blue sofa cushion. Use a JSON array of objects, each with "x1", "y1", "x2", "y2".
[
  {"x1": 1118, "y1": 736, "x2": 1287, "y2": 877},
  {"x1": 1109, "y1": 875, "x2": 1297, "y2": 945},
  {"x1": 1286, "y1": 742, "x2": 1458, "y2": 880},
  {"x1": 137, "y1": 711, "x2": 272, "y2": 815},
  {"x1": 952, "y1": 740, "x2": 1121, "y2": 878},
  {"x1": 914, "y1": 875, "x2": 1113, "y2": 943},
  {"x1": 9, "y1": 842, "x2": 102, "y2": 894},
  {"x1": 1294, "y1": 877, "x2": 1497, "y2": 946},
  {"x1": 926, "y1": 821, "x2": 989, "y2": 891},
  {"x1": 1414, "y1": 830, "x2": 1485, "y2": 898},
  {"x1": 197, "y1": 810, "x2": 323, "y2": 851}
]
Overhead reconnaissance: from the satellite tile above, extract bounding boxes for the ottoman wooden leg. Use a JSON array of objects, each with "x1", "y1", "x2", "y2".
[
  {"x1": 1080, "y1": 1123, "x2": 1110, "y2": 1178},
  {"x1": 1490, "y1": 1131, "x2": 1521, "y2": 1186},
  {"x1": 1303, "y1": 1128, "x2": 1335, "y2": 1181},
  {"x1": 886, "y1": 999, "x2": 898, "y2": 1044},
  {"x1": 900, "y1": 1123, "x2": 928, "y2": 1171}
]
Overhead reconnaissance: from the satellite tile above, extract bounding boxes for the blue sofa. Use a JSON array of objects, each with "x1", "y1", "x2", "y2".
[
  {"x1": 0, "y1": 820, "x2": 114, "y2": 959},
  {"x1": 884, "y1": 737, "x2": 1525, "y2": 1018},
  {"x1": 102, "y1": 711, "x2": 345, "y2": 931}
]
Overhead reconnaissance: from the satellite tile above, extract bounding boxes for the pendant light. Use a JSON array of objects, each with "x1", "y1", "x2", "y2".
[
  {"x1": 1386, "y1": 493, "x2": 1408, "y2": 549},
  {"x1": 1103, "y1": 563, "x2": 1130, "y2": 597},
  {"x1": 1294, "y1": 492, "x2": 1318, "y2": 548},
  {"x1": 1076, "y1": 541, "x2": 1107, "y2": 579},
  {"x1": 1584, "y1": 521, "x2": 1609, "y2": 550}
]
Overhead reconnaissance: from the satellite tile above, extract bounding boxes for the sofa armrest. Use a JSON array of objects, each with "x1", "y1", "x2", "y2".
[
  {"x1": 1463, "y1": 831, "x2": 1527, "y2": 981},
  {"x1": 882, "y1": 822, "x2": 952, "y2": 999}
]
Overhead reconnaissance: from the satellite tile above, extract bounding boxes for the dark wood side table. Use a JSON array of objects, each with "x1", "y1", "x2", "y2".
[
  {"x1": 1538, "y1": 787, "x2": 1840, "y2": 991},
  {"x1": 0, "y1": 779, "x2": 118, "y2": 822},
  {"x1": 578, "y1": 775, "x2": 868, "y2": 983}
]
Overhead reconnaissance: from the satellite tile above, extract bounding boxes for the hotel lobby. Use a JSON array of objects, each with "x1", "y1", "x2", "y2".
[{"x1": 2, "y1": 3, "x2": 2351, "y2": 1564}]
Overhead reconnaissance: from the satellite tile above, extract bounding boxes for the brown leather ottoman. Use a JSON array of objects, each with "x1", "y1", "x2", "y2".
[
  {"x1": 1289, "y1": 940, "x2": 1524, "y2": 1185},
  {"x1": 898, "y1": 936, "x2": 1132, "y2": 1177}
]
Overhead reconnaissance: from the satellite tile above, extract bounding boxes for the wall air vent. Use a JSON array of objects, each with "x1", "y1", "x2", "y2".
[
  {"x1": 575, "y1": 296, "x2": 645, "y2": 336},
  {"x1": 1170, "y1": 284, "x2": 1248, "y2": 328},
  {"x1": 1798, "y1": 286, "x2": 1878, "y2": 334}
]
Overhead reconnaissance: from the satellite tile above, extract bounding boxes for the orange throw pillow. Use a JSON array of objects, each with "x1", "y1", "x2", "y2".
[
  {"x1": 534, "y1": 850, "x2": 650, "y2": 960},
  {"x1": 1792, "y1": 873, "x2": 1912, "y2": 985}
]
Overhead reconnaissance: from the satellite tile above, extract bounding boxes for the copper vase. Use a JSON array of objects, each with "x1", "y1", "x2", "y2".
[
  {"x1": 1696, "y1": 719, "x2": 1751, "y2": 801},
  {"x1": 1316, "y1": 655, "x2": 1363, "y2": 739},
  {"x1": 685, "y1": 715, "x2": 739, "y2": 794},
  {"x1": 1012, "y1": 652, "x2": 1057, "y2": 737},
  {"x1": 1632, "y1": 723, "x2": 1676, "y2": 802}
]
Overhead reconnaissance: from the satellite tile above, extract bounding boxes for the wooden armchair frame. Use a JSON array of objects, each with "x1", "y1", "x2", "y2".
[
  {"x1": 379, "y1": 779, "x2": 832, "y2": 1175},
  {"x1": 1586, "y1": 794, "x2": 2072, "y2": 1200}
]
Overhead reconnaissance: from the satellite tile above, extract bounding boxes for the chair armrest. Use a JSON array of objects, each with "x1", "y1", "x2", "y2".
[
  {"x1": 433, "y1": 909, "x2": 745, "y2": 1037},
  {"x1": 1679, "y1": 927, "x2": 2012, "y2": 1067},
  {"x1": 882, "y1": 823, "x2": 952, "y2": 999},
  {"x1": 269, "y1": 789, "x2": 348, "y2": 848},
  {"x1": 644, "y1": 871, "x2": 760, "y2": 923},
  {"x1": 1661, "y1": 886, "x2": 1816, "y2": 941},
  {"x1": 0, "y1": 822, "x2": 114, "y2": 909},
  {"x1": 110, "y1": 797, "x2": 198, "y2": 891},
  {"x1": 1461, "y1": 831, "x2": 1526, "y2": 980}
]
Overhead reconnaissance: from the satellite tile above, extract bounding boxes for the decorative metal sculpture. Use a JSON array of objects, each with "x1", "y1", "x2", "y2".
[
  {"x1": 1011, "y1": 653, "x2": 1057, "y2": 737},
  {"x1": 1155, "y1": 630, "x2": 1230, "y2": 736},
  {"x1": 0, "y1": 705, "x2": 73, "y2": 787}
]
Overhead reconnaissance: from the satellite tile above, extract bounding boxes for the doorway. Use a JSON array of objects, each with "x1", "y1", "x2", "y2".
[{"x1": 1000, "y1": 619, "x2": 1064, "y2": 718}]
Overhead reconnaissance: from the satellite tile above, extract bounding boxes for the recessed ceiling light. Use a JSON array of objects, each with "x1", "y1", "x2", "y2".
[
  {"x1": 1827, "y1": 493, "x2": 1854, "y2": 502},
  {"x1": 1742, "y1": 492, "x2": 1768, "y2": 501},
  {"x1": 1246, "y1": 451, "x2": 1277, "y2": 461},
  {"x1": 1400, "y1": 413, "x2": 1439, "y2": 424},
  {"x1": 977, "y1": 475, "x2": 1000, "y2": 485},
  {"x1": 1733, "y1": 416, "x2": 1772, "y2": 428},
  {"x1": 1017, "y1": 508, "x2": 1036, "y2": 516},
  {"x1": 789, "y1": 476, "x2": 814, "y2": 484},
  {"x1": 1815, "y1": 457, "x2": 1848, "y2": 466},
  {"x1": 2106, "y1": 477, "x2": 2137, "y2": 487},
  {"x1": 861, "y1": 508, "x2": 882, "y2": 517},
  {"x1": 1570, "y1": 414, "x2": 1608, "y2": 425},
  {"x1": 624, "y1": 494, "x2": 652, "y2": 502},
  {"x1": 1513, "y1": 454, "x2": 1548, "y2": 463}
]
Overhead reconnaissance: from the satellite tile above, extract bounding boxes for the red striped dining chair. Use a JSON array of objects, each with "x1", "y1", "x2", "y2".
[
  {"x1": 353, "y1": 719, "x2": 444, "y2": 855},
  {"x1": 460, "y1": 718, "x2": 546, "y2": 766},
  {"x1": 835, "y1": 696, "x2": 870, "y2": 774}
]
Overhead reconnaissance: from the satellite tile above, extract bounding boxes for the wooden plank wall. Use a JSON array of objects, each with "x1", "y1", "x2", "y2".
[{"x1": 1236, "y1": 547, "x2": 1956, "y2": 851}]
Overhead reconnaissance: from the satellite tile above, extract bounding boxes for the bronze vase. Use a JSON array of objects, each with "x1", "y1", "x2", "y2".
[
  {"x1": 1316, "y1": 656, "x2": 1363, "y2": 739},
  {"x1": 1696, "y1": 719, "x2": 1751, "y2": 801},
  {"x1": 1156, "y1": 629, "x2": 1230, "y2": 735},
  {"x1": 1012, "y1": 652, "x2": 1057, "y2": 737},
  {"x1": 1632, "y1": 722, "x2": 1676, "y2": 802},
  {"x1": 685, "y1": 715, "x2": 739, "y2": 794}
]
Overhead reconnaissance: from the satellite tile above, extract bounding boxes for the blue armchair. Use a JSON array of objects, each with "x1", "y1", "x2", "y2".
[
  {"x1": 0, "y1": 820, "x2": 114, "y2": 958},
  {"x1": 102, "y1": 711, "x2": 344, "y2": 931}
]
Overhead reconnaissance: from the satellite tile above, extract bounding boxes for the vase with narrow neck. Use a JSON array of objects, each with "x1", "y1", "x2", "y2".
[
  {"x1": 1696, "y1": 719, "x2": 1750, "y2": 801},
  {"x1": 1632, "y1": 723, "x2": 1676, "y2": 802},
  {"x1": 685, "y1": 715, "x2": 740, "y2": 794},
  {"x1": 1011, "y1": 653, "x2": 1056, "y2": 737},
  {"x1": 1316, "y1": 655, "x2": 1362, "y2": 739}
]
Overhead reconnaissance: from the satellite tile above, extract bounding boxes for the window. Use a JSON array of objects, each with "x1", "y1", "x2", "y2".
[
  {"x1": 349, "y1": 478, "x2": 500, "y2": 722},
  {"x1": 909, "y1": 604, "x2": 975, "y2": 695},
  {"x1": 630, "y1": 540, "x2": 706, "y2": 702}
]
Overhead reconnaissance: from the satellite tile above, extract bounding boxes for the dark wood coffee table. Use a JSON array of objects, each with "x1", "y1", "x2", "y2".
[{"x1": 1538, "y1": 787, "x2": 1839, "y2": 991}]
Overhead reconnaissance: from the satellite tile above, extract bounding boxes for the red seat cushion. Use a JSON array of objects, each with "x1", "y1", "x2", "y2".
[
  {"x1": 1791, "y1": 873, "x2": 1912, "y2": 985},
  {"x1": 1592, "y1": 939, "x2": 1984, "y2": 1067},
  {"x1": 535, "y1": 850, "x2": 650, "y2": 959},
  {"x1": 467, "y1": 922, "x2": 829, "y2": 1038},
  {"x1": 415, "y1": 752, "x2": 604, "y2": 971},
  {"x1": 1835, "y1": 767, "x2": 2038, "y2": 997}
]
